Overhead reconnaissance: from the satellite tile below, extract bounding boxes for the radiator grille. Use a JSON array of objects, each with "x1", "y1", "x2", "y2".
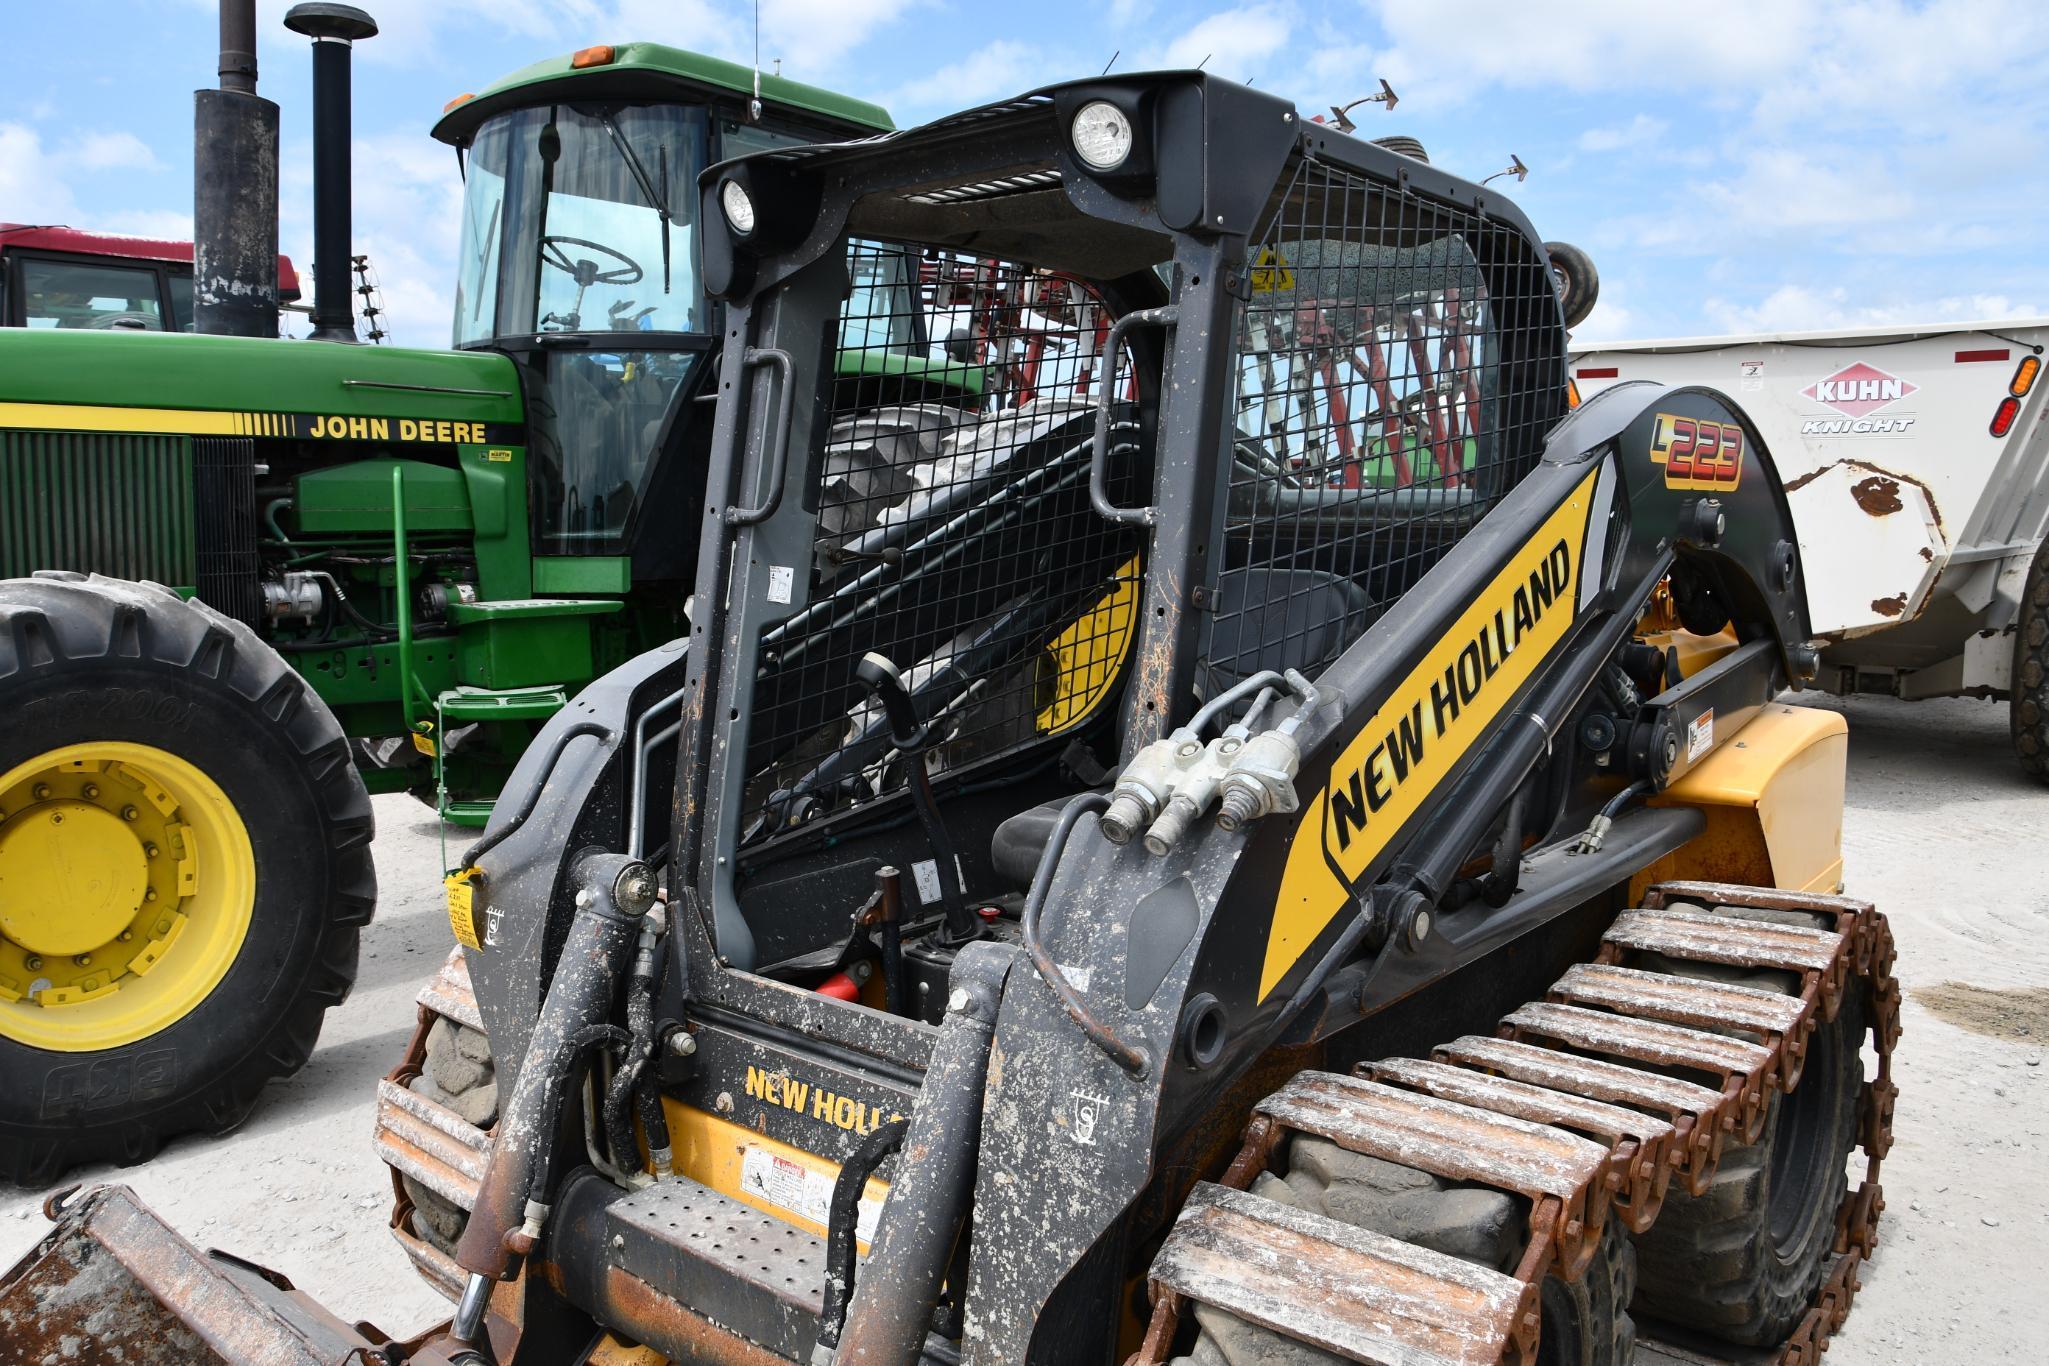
[
  {"x1": 192, "y1": 437, "x2": 262, "y2": 626},
  {"x1": 1215, "y1": 153, "x2": 1567, "y2": 688},
  {"x1": 0, "y1": 430, "x2": 195, "y2": 585},
  {"x1": 741, "y1": 244, "x2": 1143, "y2": 843}
]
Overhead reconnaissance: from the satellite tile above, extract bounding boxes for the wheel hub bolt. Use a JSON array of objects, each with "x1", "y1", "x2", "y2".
[
  {"x1": 144, "y1": 843, "x2": 159, "y2": 858},
  {"x1": 82, "y1": 784, "x2": 99, "y2": 799},
  {"x1": 24, "y1": 956, "x2": 42, "y2": 971},
  {"x1": 73, "y1": 954, "x2": 91, "y2": 967},
  {"x1": 32, "y1": 784, "x2": 50, "y2": 800},
  {"x1": 122, "y1": 806, "x2": 139, "y2": 821},
  {"x1": 144, "y1": 888, "x2": 159, "y2": 902},
  {"x1": 118, "y1": 931, "x2": 133, "y2": 943}
]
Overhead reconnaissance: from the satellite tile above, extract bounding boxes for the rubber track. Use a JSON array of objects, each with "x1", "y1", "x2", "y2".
[{"x1": 1139, "y1": 881, "x2": 1900, "y2": 1366}]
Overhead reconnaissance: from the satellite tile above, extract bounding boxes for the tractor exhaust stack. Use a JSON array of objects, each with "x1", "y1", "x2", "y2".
[
  {"x1": 192, "y1": 0, "x2": 279, "y2": 337},
  {"x1": 283, "y1": 3, "x2": 378, "y2": 343}
]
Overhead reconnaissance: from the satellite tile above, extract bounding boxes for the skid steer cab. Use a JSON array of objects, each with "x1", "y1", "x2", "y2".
[{"x1": 8, "y1": 72, "x2": 1900, "y2": 1366}]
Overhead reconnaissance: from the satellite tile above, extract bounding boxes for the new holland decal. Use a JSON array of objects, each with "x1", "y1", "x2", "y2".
[{"x1": 1263, "y1": 467, "x2": 1601, "y2": 1001}]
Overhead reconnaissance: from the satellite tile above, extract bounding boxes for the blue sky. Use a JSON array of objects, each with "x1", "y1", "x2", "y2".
[{"x1": 5, "y1": 0, "x2": 2044, "y2": 347}]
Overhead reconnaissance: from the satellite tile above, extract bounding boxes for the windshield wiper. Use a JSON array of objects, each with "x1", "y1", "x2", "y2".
[{"x1": 597, "y1": 111, "x2": 672, "y2": 296}]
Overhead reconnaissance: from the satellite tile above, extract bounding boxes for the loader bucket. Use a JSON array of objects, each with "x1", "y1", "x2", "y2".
[{"x1": 0, "y1": 1184, "x2": 387, "y2": 1364}]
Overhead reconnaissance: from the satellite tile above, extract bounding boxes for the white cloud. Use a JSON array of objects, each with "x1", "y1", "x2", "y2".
[
  {"x1": 1702, "y1": 285, "x2": 2042, "y2": 335},
  {"x1": 886, "y1": 41, "x2": 1045, "y2": 119},
  {"x1": 1141, "y1": 4, "x2": 1296, "y2": 75},
  {"x1": 279, "y1": 132, "x2": 464, "y2": 347},
  {"x1": 1577, "y1": 115, "x2": 1663, "y2": 154},
  {"x1": 596, "y1": 0, "x2": 917, "y2": 81},
  {"x1": 0, "y1": 124, "x2": 84, "y2": 224},
  {"x1": 1363, "y1": 0, "x2": 1807, "y2": 104},
  {"x1": 70, "y1": 131, "x2": 161, "y2": 172},
  {"x1": 177, "y1": 0, "x2": 574, "y2": 67}
]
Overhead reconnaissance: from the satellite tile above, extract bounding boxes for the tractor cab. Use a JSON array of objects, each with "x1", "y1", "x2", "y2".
[
  {"x1": 432, "y1": 46, "x2": 903, "y2": 576},
  {"x1": 0, "y1": 222, "x2": 299, "y2": 331}
]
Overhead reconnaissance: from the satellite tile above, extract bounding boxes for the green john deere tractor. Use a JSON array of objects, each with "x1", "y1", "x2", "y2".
[{"x1": 0, "y1": 14, "x2": 965, "y2": 1181}]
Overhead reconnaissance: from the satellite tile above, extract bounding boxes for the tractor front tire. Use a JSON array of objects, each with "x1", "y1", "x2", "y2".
[
  {"x1": 2011, "y1": 538, "x2": 2049, "y2": 783},
  {"x1": 0, "y1": 574, "x2": 373, "y2": 1185}
]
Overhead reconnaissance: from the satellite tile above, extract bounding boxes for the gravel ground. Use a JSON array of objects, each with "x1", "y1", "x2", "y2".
[{"x1": 1, "y1": 693, "x2": 2044, "y2": 1360}]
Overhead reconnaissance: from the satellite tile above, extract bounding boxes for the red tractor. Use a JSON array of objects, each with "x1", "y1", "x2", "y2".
[{"x1": 0, "y1": 222, "x2": 298, "y2": 332}]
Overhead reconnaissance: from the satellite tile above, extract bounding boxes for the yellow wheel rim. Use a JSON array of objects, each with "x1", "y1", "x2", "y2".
[{"x1": 0, "y1": 742, "x2": 255, "y2": 1051}]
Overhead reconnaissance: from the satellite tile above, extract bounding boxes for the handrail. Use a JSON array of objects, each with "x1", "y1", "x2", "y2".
[
  {"x1": 724, "y1": 346, "x2": 797, "y2": 526},
  {"x1": 1088, "y1": 306, "x2": 1178, "y2": 527}
]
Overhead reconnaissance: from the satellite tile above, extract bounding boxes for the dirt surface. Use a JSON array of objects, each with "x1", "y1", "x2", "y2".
[
  {"x1": 1912, "y1": 981, "x2": 2049, "y2": 1043},
  {"x1": 0, "y1": 694, "x2": 2044, "y2": 1359}
]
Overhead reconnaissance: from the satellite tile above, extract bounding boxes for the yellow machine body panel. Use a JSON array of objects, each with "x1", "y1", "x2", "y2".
[
  {"x1": 1637, "y1": 702, "x2": 1848, "y2": 895},
  {"x1": 662, "y1": 1098, "x2": 890, "y2": 1249}
]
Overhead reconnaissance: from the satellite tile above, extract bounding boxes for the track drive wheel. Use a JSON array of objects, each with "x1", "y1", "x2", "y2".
[
  {"x1": 2012, "y1": 537, "x2": 2049, "y2": 783},
  {"x1": 1171, "y1": 1134, "x2": 1636, "y2": 1366},
  {"x1": 0, "y1": 573, "x2": 373, "y2": 1184},
  {"x1": 400, "y1": 1015, "x2": 495, "y2": 1254},
  {"x1": 1627, "y1": 906, "x2": 1868, "y2": 1346}
]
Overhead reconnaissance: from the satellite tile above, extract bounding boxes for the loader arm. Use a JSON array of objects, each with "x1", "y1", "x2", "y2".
[{"x1": 952, "y1": 377, "x2": 1815, "y2": 1359}]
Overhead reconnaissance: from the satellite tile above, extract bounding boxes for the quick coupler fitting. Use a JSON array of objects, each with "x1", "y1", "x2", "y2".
[
  {"x1": 1215, "y1": 730, "x2": 1303, "y2": 832},
  {"x1": 1100, "y1": 735, "x2": 1197, "y2": 844},
  {"x1": 1143, "y1": 794, "x2": 1203, "y2": 856}
]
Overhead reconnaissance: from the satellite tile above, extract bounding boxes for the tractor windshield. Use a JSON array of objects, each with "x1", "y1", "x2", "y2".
[
  {"x1": 454, "y1": 101, "x2": 709, "y2": 555},
  {"x1": 454, "y1": 102, "x2": 707, "y2": 344}
]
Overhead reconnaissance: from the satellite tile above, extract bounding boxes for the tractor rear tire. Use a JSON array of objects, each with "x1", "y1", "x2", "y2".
[
  {"x1": 1627, "y1": 907, "x2": 1866, "y2": 1346},
  {"x1": 1172, "y1": 1134, "x2": 1636, "y2": 1366},
  {"x1": 401, "y1": 1016, "x2": 495, "y2": 1255},
  {"x1": 2011, "y1": 538, "x2": 2049, "y2": 783},
  {"x1": 0, "y1": 573, "x2": 373, "y2": 1185}
]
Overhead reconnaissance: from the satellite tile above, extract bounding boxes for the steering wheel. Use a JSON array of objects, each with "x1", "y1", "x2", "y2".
[{"x1": 540, "y1": 235, "x2": 643, "y2": 287}]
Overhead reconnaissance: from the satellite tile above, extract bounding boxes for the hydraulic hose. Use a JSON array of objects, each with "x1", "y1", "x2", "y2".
[
  {"x1": 1021, "y1": 793, "x2": 1148, "y2": 1074},
  {"x1": 814, "y1": 1117, "x2": 910, "y2": 1357},
  {"x1": 603, "y1": 919, "x2": 670, "y2": 1179}
]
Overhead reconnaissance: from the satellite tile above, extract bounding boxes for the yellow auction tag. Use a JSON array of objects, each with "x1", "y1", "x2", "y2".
[
  {"x1": 445, "y1": 868, "x2": 483, "y2": 949},
  {"x1": 411, "y1": 730, "x2": 438, "y2": 757}
]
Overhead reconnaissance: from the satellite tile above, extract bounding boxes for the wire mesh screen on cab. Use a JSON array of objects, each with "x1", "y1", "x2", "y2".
[
  {"x1": 1213, "y1": 152, "x2": 1566, "y2": 691},
  {"x1": 741, "y1": 245, "x2": 1144, "y2": 845}
]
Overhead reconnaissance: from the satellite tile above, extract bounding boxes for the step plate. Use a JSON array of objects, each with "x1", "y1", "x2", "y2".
[{"x1": 603, "y1": 1177, "x2": 827, "y2": 1363}]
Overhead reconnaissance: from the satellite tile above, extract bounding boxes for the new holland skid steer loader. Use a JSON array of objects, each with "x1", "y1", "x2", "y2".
[{"x1": 0, "y1": 72, "x2": 1899, "y2": 1366}]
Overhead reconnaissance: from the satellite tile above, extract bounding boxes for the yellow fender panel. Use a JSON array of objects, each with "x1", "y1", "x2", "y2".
[{"x1": 1637, "y1": 702, "x2": 1847, "y2": 897}]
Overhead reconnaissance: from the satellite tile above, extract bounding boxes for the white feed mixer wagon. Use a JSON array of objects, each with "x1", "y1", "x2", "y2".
[{"x1": 1574, "y1": 319, "x2": 2049, "y2": 780}]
